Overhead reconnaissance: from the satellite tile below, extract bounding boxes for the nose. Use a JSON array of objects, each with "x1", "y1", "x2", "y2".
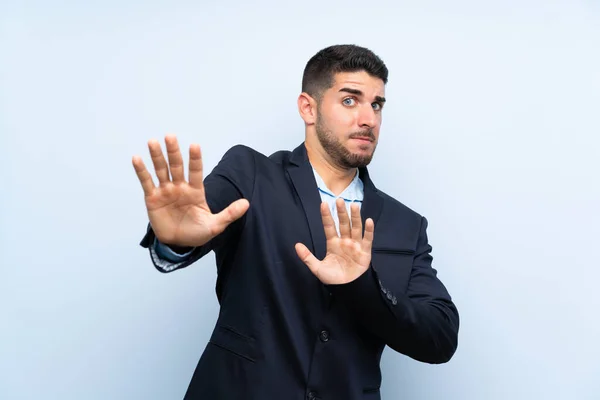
[{"x1": 357, "y1": 104, "x2": 377, "y2": 128}]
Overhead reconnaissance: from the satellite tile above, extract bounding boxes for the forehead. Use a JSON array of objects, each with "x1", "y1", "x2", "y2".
[{"x1": 328, "y1": 71, "x2": 385, "y2": 96}]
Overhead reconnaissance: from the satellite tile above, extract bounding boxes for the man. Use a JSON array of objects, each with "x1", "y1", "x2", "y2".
[{"x1": 132, "y1": 44, "x2": 459, "y2": 400}]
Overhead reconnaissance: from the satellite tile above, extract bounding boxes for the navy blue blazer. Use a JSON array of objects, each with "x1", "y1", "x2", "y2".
[{"x1": 140, "y1": 142, "x2": 459, "y2": 400}]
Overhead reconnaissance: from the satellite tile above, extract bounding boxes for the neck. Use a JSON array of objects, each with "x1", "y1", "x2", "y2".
[{"x1": 305, "y1": 139, "x2": 357, "y2": 196}]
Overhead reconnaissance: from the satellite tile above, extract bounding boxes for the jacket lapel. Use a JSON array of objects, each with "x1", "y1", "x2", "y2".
[
  {"x1": 286, "y1": 143, "x2": 385, "y2": 259},
  {"x1": 358, "y1": 167, "x2": 384, "y2": 236},
  {"x1": 287, "y1": 143, "x2": 327, "y2": 261}
]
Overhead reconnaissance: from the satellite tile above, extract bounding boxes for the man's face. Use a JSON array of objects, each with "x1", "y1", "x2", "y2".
[{"x1": 315, "y1": 70, "x2": 385, "y2": 169}]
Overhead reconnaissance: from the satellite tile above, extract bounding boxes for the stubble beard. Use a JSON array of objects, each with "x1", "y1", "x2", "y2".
[{"x1": 315, "y1": 113, "x2": 376, "y2": 169}]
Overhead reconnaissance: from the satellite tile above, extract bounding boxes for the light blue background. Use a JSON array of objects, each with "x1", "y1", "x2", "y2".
[{"x1": 1, "y1": 1, "x2": 599, "y2": 399}]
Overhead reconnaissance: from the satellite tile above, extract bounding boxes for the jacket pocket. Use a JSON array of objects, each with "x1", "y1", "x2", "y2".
[
  {"x1": 209, "y1": 324, "x2": 257, "y2": 363},
  {"x1": 371, "y1": 248, "x2": 414, "y2": 294},
  {"x1": 363, "y1": 386, "x2": 381, "y2": 399},
  {"x1": 372, "y1": 247, "x2": 414, "y2": 256}
]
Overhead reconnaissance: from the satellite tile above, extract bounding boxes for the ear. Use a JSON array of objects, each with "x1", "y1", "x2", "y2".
[{"x1": 297, "y1": 92, "x2": 317, "y2": 125}]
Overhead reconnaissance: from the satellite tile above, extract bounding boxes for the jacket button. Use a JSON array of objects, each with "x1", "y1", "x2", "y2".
[
  {"x1": 307, "y1": 391, "x2": 318, "y2": 399},
  {"x1": 319, "y1": 330, "x2": 330, "y2": 342}
]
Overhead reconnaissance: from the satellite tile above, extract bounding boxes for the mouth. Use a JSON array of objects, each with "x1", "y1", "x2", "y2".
[{"x1": 351, "y1": 137, "x2": 374, "y2": 143}]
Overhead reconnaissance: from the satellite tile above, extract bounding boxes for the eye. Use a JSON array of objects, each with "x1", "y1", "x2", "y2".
[
  {"x1": 372, "y1": 102, "x2": 383, "y2": 111},
  {"x1": 342, "y1": 97, "x2": 356, "y2": 106}
]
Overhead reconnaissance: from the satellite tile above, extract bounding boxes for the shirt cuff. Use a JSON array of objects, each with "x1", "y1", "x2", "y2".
[{"x1": 153, "y1": 237, "x2": 195, "y2": 263}]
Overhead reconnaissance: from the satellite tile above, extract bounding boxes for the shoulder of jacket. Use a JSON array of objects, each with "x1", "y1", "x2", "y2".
[
  {"x1": 267, "y1": 149, "x2": 292, "y2": 164},
  {"x1": 223, "y1": 144, "x2": 259, "y2": 158},
  {"x1": 223, "y1": 144, "x2": 287, "y2": 163},
  {"x1": 375, "y1": 187, "x2": 424, "y2": 222},
  {"x1": 219, "y1": 145, "x2": 296, "y2": 176}
]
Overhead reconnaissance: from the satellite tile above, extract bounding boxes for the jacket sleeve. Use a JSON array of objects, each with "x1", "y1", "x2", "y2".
[
  {"x1": 139, "y1": 145, "x2": 256, "y2": 273},
  {"x1": 328, "y1": 216, "x2": 459, "y2": 364}
]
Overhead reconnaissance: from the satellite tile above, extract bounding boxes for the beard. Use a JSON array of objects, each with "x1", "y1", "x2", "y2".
[{"x1": 315, "y1": 113, "x2": 377, "y2": 169}]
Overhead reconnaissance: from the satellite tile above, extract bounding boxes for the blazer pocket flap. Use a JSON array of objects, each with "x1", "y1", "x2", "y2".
[
  {"x1": 209, "y1": 324, "x2": 258, "y2": 363},
  {"x1": 371, "y1": 248, "x2": 414, "y2": 294}
]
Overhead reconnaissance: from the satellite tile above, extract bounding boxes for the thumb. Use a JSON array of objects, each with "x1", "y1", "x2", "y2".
[
  {"x1": 213, "y1": 198, "x2": 250, "y2": 231},
  {"x1": 295, "y1": 243, "x2": 321, "y2": 276}
]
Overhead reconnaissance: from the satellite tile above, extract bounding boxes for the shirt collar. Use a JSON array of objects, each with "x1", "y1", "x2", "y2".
[{"x1": 311, "y1": 167, "x2": 364, "y2": 202}]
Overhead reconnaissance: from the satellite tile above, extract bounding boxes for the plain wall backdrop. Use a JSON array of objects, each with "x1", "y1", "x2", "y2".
[{"x1": 1, "y1": 1, "x2": 599, "y2": 399}]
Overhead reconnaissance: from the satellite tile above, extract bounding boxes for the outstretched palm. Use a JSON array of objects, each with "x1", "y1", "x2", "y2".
[
  {"x1": 132, "y1": 135, "x2": 249, "y2": 248},
  {"x1": 295, "y1": 199, "x2": 374, "y2": 285}
]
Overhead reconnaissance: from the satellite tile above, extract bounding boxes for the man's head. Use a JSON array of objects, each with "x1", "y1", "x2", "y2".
[{"x1": 299, "y1": 45, "x2": 388, "y2": 169}]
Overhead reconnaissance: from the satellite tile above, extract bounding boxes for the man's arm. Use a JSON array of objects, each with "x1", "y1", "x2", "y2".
[
  {"x1": 137, "y1": 143, "x2": 256, "y2": 273},
  {"x1": 328, "y1": 216, "x2": 459, "y2": 363}
]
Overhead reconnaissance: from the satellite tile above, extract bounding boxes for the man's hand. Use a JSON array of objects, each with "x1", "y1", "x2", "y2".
[
  {"x1": 132, "y1": 135, "x2": 250, "y2": 248},
  {"x1": 295, "y1": 199, "x2": 374, "y2": 285}
]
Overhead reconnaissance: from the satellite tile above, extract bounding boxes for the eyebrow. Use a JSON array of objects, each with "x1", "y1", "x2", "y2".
[{"x1": 339, "y1": 87, "x2": 386, "y2": 103}]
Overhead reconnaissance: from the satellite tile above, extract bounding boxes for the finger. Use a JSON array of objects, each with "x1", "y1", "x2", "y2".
[
  {"x1": 132, "y1": 156, "x2": 156, "y2": 196},
  {"x1": 188, "y1": 144, "x2": 204, "y2": 189},
  {"x1": 212, "y1": 198, "x2": 250, "y2": 233},
  {"x1": 165, "y1": 135, "x2": 185, "y2": 184},
  {"x1": 361, "y1": 218, "x2": 375, "y2": 253},
  {"x1": 336, "y1": 198, "x2": 351, "y2": 239},
  {"x1": 148, "y1": 139, "x2": 170, "y2": 185},
  {"x1": 321, "y1": 202, "x2": 338, "y2": 240},
  {"x1": 295, "y1": 242, "x2": 321, "y2": 276},
  {"x1": 350, "y1": 203, "x2": 363, "y2": 241}
]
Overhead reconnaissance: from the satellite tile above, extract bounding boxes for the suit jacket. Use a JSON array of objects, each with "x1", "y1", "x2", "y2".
[{"x1": 140, "y1": 142, "x2": 459, "y2": 400}]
